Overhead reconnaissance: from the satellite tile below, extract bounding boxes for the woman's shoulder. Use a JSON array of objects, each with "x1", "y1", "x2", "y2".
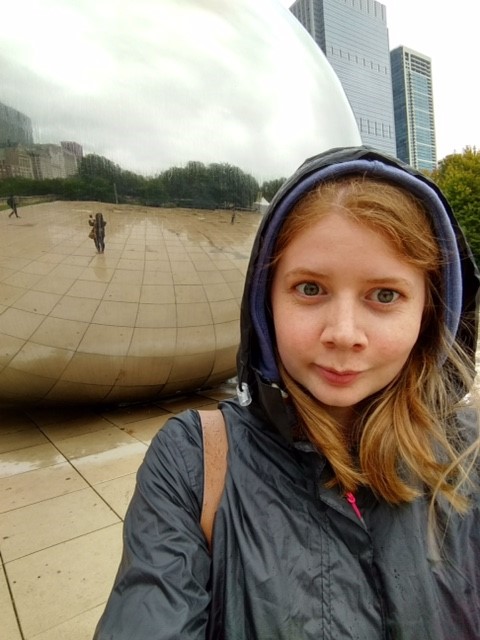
[
  {"x1": 138, "y1": 409, "x2": 204, "y2": 498},
  {"x1": 152, "y1": 408, "x2": 203, "y2": 447},
  {"x1": 143, "y1": 401, "x2": 253, "y2": 473}
]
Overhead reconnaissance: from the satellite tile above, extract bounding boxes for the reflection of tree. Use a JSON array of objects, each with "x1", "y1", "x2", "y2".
[
  {"x1": 0, "y1": 154, "x2": 263, "y2": 211},
  {"x1": 260, "y1": 178, "x2": 286, "y2": 201},
  {"x1": 79, "y1": 154, "x2": 122, "y2": 181},
  {"x1": 151, "y1": 161, "x2": 259, "y2": 209}
]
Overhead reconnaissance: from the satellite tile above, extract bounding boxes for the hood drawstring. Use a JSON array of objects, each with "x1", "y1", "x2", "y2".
[
  {"x1": 346, "y1": 492, "x2": 365, "y2": 526},
  {"x1": 236, "y1": 382, "x2": 252, "y2": 406}
]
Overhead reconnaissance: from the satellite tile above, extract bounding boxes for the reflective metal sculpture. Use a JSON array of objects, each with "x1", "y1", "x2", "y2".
[{"x1": 0, "y1": 0, "x2": 360, "y2": 405}]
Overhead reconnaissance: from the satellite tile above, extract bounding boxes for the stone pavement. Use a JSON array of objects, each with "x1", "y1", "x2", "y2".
[{"x1": 0, "y1": 382, "x2": 235, "y2": 640}]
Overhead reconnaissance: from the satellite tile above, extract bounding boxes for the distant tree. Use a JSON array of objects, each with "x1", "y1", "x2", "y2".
[
  {"x1": 79, "y1": 154, "x2": 122, "y2": 180},
  {"x1": 431, "y1": 146, "x2": 480, "y2": 266},
  {"x1": 115, "y1": 170, "x2": 146, "y2": 200},
  {"x1": 0, "y1": 153, "x2": 260, "y2": 210},
  {"x1": 0, "y1": 177, "x2": 38, "y2": 197},
  {"x1": 60, "y1": 177, "x2": 88, "y2": 201},
  {"x1": 157, "y1": 161, "x2": 259, "y2": 210},
  {"x1": 0, "y1": 176, "x2": 66, "y2": 197},
  {"x1": 141, "y1": 176, "x2": 167, "y2": 206},
  {"x1": 261, "y1": 178, "x2": 286, "y2": 202}
]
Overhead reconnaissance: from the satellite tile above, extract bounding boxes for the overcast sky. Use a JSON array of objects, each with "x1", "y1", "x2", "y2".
[
  {"x1": 2, "y1": 0, "x2": 473, "y2": 181},
  {"x1": 1, "y1": 0, "x2": 361, "y2": 181},
  {"x1": 280, "y1": 0, "x2": 479, "y2": 160}
]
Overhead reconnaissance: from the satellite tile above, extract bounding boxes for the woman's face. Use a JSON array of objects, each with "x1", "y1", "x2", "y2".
[{"x1": 271, "y1": 212, "x2": 426, "y2": 427}]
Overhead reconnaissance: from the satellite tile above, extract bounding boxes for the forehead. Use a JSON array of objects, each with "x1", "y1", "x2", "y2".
[
  {"x1": 282, "y1": 199, "x2": 431, "y2": 261},
  {"x1": 285, "y1": 212, "x2": 395, "y2": 252},
  {"x1": 276, "y1": 213, "x2": 425, "y2": 279}
]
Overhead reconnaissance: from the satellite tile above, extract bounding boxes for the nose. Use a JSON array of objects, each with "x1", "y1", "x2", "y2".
[{"x1": 319, "y1": 298, "x2": 367, "y2": 350}]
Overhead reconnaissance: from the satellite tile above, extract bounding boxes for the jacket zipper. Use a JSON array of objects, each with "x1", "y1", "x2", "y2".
[{"x1": 345, "y1": 491, "x2": 365, "y2": 525}]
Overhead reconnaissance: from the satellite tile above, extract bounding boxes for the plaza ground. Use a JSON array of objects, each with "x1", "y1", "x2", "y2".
[{"x1": 0, "y1": 382, "x2": 235, "y2": 640}]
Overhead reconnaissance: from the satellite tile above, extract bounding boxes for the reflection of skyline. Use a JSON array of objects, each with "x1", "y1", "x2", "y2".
[
  {"x1": 0, "y1": 199, "x2": 263, "y2": 404},
  {"x1": 0, "y1": 0, "x2": 360, "y2": 180},
  {"x1": 0, "y1": 101, "x2": 34, "y2": 146},
  {"x1": 0, "y1": 101, "x2": 83, "y2": 181}
]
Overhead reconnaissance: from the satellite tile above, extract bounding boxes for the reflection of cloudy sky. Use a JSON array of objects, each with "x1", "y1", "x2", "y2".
[{"x1": 1, "y1": 0, "x2": 360, "y2": 179}]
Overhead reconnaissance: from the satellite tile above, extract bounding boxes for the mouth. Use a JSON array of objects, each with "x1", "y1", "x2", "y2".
[{"x1": 316, "y1": 366, "x2": 361, "y2": 386}]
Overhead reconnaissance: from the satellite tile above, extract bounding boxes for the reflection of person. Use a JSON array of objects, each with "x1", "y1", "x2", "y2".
[
  {"x1": 94, "y1": 147, "x2": 480, "y2": 639},
  {"x1": 88, "y1": 212, "x2": 106, "y2": 252},
  {"x1": 88, "y1": 215, "x2": 95, "y2": 241},
  {"x1": 7, "y1": 195, "x2": 19, "y2": 218}
]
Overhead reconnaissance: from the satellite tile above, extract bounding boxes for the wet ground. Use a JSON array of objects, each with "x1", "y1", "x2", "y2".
[{"x1": 0, "y1": 381, "x2": 235, "y2": 640}]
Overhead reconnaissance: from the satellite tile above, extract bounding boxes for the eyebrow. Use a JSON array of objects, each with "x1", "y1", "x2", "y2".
[
  {"x1": 283, "y1": 270, "x2": 415, "y2": 289},
  {"x1": 364, "y1": 277, "x2": 414, "y2": 289}
]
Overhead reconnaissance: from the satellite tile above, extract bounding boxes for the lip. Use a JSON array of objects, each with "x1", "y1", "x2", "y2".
[{"x1": 316, "y1": 366, "x2": 361, "y2": 386}]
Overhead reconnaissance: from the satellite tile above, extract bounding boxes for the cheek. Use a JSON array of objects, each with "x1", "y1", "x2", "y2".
[
  {"x1": 274, "y1": 315, "x2": 293, "y2": 354},
  {"x1": 274, "y1": 310, "x2": 309, "y2": 365},
  {"x1": 274, "y1": 305, "x2": 313, "y2": 346},
  {"x1": 378, "y1": 319, "x2": 422, "y2": 362}
]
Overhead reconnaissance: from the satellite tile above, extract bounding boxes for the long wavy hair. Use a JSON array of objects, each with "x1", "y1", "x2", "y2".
[{"x1": 271, "y1": 175, "x2": 479, "y2": 513}]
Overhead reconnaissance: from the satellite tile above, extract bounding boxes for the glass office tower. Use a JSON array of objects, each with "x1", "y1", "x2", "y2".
[
  {"x1": 0, "y1": 102, "x2": 33, "y2": 147},
  {"x1": 290, "y1": 0, "x2": 396, "y2": 155},
  {"x1": 391, "y1": 46, "x2": 436, "y2": 171}
]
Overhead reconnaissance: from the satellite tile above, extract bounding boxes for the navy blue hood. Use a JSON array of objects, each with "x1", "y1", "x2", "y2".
[{"x1": 236, "y1": 146, "x2": 479, "y2": 438}]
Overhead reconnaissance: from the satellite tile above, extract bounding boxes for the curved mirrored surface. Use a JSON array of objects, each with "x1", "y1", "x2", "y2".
[{"x1": 0, "y1": 0, "x2": 360, "y2": 405}]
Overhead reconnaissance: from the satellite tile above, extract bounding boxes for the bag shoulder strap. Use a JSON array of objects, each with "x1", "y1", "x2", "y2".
[{"x1": 198, "y1": 409, "x2": 228, "y2": 548}]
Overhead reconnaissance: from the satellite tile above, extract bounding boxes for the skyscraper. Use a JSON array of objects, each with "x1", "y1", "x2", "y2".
[
  {"x1": 0, "y1": 102, "x2": 34, "y2": 147},
  {"x1": 390, "y1": 46, "x2": 436, "y2": 171},
  {"x1": 290, "y1": 0, "x2": 396, "y2": 155}
]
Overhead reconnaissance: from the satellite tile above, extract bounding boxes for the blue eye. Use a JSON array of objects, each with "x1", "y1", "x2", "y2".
[
  {"x1": 296, "y1": 282, "x2": 321, "y2": 296},
  {"x1": 372, "y1": 289, "x2": 399, "y2": 304}
]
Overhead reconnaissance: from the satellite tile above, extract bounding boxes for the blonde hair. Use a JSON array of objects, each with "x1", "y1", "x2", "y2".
[{"x1": 272, "y1": 175, "x2": 479, "y2": 512}]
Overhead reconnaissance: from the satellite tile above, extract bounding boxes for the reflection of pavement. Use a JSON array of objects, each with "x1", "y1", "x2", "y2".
[
  {"x1": 0, "y1": 201, "x2": 262, "y2": 405},
  {"x1": 0, "y1": 381, "x2": 235, "y2": 640}
]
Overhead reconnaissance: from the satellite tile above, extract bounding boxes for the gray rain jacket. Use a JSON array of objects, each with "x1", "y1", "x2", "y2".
[{"x1": 94, "y1": 147, "x2": 480, "y2": 639}]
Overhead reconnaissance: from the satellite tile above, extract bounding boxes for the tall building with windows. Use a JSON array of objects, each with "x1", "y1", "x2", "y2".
[
  {"x1": 390, "y1": 46, "x2": 436, "y2": 171},
  {"x1": 0, "y1": 102, "x2": 34, "y2": 147},
  {"x1": 290, "y1": 0, "x2": 396, "y2": 155}
]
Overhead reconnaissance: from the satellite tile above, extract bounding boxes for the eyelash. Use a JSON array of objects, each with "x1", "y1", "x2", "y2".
[
  {"x1": 370, "y1": 289, "x2": 400, "y2": 304},
  {"x1": 295, "y1": 282, "x2": 322, "y2": 296},
  {"x1": 294, "y1": 282, "x2": 401, "y2": 305}
]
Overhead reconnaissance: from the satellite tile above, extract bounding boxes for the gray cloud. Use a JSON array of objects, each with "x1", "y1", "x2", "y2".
[{"x1": 1, "y1": 0, "x2": 360, "y2": 179}]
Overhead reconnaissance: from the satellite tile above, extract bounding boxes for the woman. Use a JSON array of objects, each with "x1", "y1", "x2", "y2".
[
  {"x1": 94, "y1": 146, "x2": 480, "y2": 639},
  {"x1": 89, "y1": 212, "x2": 106, "y2": 253}
]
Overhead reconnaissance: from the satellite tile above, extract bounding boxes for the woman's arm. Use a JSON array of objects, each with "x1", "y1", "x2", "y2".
[{"x1": 93, "y1": 412, "x2": 211, "y2": 639}]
